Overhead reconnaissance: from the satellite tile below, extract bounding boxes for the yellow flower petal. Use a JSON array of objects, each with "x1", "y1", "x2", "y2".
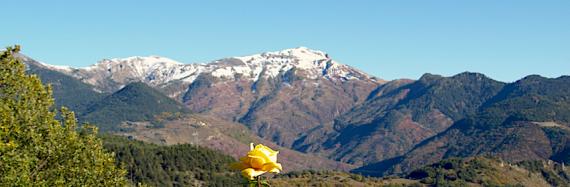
[
  {"x1": 233, "y1": 143, "x2": 283, "y2": 179},
  {"x1": 252, "y1": 144, "x2": 279, "y2": 163},
  {"x1": 248, "y1": 155, "x2": 266, "y2": 169},
  {"x1": 255, "y1": 144, "x2": 278, "y2": 155},
  {"x1": 248, "y1": 149, "x2": 272, "y2": 163},
  {"x1": 230, "y1": 162, "x2": 248, "y2": 170},
  {"x1": 241, "y1": 168, "x2": 266, "y2": 180},
  {"x1": 262, "y1": 162, "x2": 282, "y2": 173},
  {"x1": 268, "y1": 152, "x2": 278, "y2": 163}
]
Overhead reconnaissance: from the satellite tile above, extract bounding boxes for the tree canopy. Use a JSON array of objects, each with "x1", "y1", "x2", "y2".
[{"x1": 0, "y1": 46, "x2": 127, "y2": 186}]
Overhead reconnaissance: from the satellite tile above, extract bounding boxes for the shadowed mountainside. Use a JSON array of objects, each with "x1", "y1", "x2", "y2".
[
  {"x1": 293, "y1": 72, "x2": 505, "y2": 165},
  {"x1": 355, "y1": 75, "x2": 570, "y2": 176}
]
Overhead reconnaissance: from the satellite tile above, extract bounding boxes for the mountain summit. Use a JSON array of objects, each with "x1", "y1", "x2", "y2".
[
  {"x1": 17, "y1": 49, "x2": 570, "y2": 182},
  {"x1": 37, "y1": 47, "x2": 379, "y2": 93},
  {"x1": 23, "y1": 48, "x2": 382, "y2": 147}
]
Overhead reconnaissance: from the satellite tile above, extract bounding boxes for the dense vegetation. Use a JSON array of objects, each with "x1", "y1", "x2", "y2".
[
  {"x1": 101, "y1": 135, "x2": 242, "y2": 186},
  {"x1": 543, "y1": 127, "x2": 570, "y2": 164},
  {"x1": 478, "y1": 75, "x2": 570, "y2": 126},
  {"x1": 270, "y1": 157, "x2": 570, "y2": 187},
  {"x1": 272, "y1": 170, "x2": 420, "y2": 187},
  {"x1": 517, "y1": 160, "x2": 570, "y2": 187},
  {"x1": 355, "y1": 74, "x2": 570, "y2": 176},
  {"x1": 0, "y1": 46, "x2": 127, "y2": 185},
  {"x1": 22, "y1": 58, "x2": 191, "y2": 132},
  {"x1": 17, "y1": 46, "x2": 570, "y2": 186},
  {"x1": 80, "y1": 82, "x2": 189, "y2": 131},
  {"x1": 401, "y1": 72, "x2": 505, "y2": 122},
  {"x1": 301, "y1": 72, "x2": 507, "y2": 165},
  {"x1": 25, "y1": 59, "x2": 104, "y2": 113},
  {"x1": 408, "y1": 157, "x2": 506, "y2": 186},
  {"x1": 407, "y1": 157, "x2": 570, "y2": 187}
]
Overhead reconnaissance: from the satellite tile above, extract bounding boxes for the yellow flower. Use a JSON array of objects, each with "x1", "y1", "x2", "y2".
[{"x1": 231, "y1": 143, "x2": 283, "y2": 180}]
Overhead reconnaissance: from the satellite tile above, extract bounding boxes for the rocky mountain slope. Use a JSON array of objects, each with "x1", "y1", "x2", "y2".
[
  {"x1": 117, "y1": 114, "x2": 354, "y2": 172},
  {"x1": 23, "y1": 47, "x2": 382, "y2": 147},
  {"x1": 293, "y1": 72, "x2": 505, "y2": 165},
  {"x1": 354, "y1": 75, "x2": 570, "y2": 176},
  {"x1": 18, "y1": 49, "x2": 570, "y2": 179},
  {"x1": 34, "y1": 47, "x2": 379, "y2": 95}
]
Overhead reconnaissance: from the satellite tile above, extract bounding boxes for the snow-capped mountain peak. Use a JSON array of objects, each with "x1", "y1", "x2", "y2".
[
  {"x1": 75, "y1": 56, "x2": 204, "y2": 87},
  {"x1": 14, "y1": 53, "x2": 74, "y2": 72},
  {"x1": 31, "y1": 47, "x2": 379, "y2": 92},
  {"x1": 89, "y1": 56, "x2": 182, "y2": 71},
  {"x1": 266, "y1": 46, "x2": 328, "y2": 61},
  {"x1": 236, "y1": 46, "x2": 328, "y2": 66},
  {"x1": 232, "y1": 47, "x2": 371, "y2": 81}
]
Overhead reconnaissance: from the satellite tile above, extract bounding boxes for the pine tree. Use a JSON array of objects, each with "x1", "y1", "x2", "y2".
[{"x1": 0, "y1": 46, "x2": 128, "y2": 186}]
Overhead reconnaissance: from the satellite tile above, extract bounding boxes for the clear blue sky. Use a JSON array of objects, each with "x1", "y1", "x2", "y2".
[{"x1": 2, "y1": 0, "x2": 569, "y2": 82}]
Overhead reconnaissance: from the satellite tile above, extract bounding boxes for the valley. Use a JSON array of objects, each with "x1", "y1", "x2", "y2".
[
  {"x1": 4, "y1": 1, "x2": 568, "y2": 186},
  {"x1": 16, "y1": 47, "x2": 570, "y2": 186}
]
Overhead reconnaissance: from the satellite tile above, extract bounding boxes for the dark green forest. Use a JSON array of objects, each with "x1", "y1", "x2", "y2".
[
  {"x1": 80, "y1": 82, "x2": 190, "y2": 131},
  {"x1": 101, "y1": 135, "x2": 242, "y2": 186}
]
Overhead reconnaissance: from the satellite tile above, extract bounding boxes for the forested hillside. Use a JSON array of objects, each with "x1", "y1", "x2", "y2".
[
  {"x1": 101, "y1": 135, "x2": 242, "y2": 186},
  {"x1": 21, "y1": 54, "x2": 104, "y2": 113},
  {"x1": 405, "y1": 157, "x2": 569, "y2": 187},
  {"x1": 355, "y1": 75, "x2": 570, "y2": 177},
  {"x1": 15, "y1": 48, "x2": 570, "y2": 186},
  {"x1": 81, "y1": 82, "x2": 189, "y2": 131}
]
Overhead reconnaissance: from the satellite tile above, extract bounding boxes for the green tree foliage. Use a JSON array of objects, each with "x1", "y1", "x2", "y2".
[
  {"x1": 407, "y1": 157, "x2": 570, "y2": 187},
  {"x1": 271, "y1": 170, "x2": 394, "y2": 186},
  {"x1": 81, "y1": 82, "x2": 189, "y2": 131},
  {"x1": 0, "y1": 46, "x2": 127, "y2": 186},
  {"x1": 517, "y1": 160, "x2": 570, "y2": 187},
  {"x1": 101, "y1": 135, "x2": 241, "y2": 186},
  {"x1": 477, "y1": 75, "x2": 570, "y2": 128},
  {"x1": 26, "y1": 60, "x2": 104, "y2": 113}
]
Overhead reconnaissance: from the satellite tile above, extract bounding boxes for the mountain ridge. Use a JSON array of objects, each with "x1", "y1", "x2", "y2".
[
  {"x1": 292, "y1": 72, "x2": 506, "y2": 165},
  {"x1": 34, "y1": 47, "x2": 382, "y2": 93},
  {"x1": 17, "y1": 49, "x2": 570, "y2": 179},
  {"x1": 19, "y1": 48, "x2": 382, "y2": 148},
  {"x1": 80, "y1": 82, "x2": 189, "y2": 131},
  {"x1": 353, "y1": 75, "x2": 570, "y2": 176}
]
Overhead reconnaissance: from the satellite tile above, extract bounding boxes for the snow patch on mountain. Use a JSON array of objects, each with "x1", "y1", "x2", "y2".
[
  {"x1": 38, "y1": 47, "x2": 378, "y2": 91},
  {"x1": 232, "y1": 46, "x2": 372, "y2": 81},
  {"x1": 15, "y1": 54, "x2": 74, "y2": 72},
  {"x1": 38, "y1": 62, "x2": 74, "y2": 72}
]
